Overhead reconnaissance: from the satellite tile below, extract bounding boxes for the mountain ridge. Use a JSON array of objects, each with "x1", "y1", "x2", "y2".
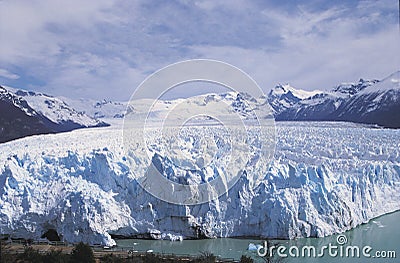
[
  {"x1": 1, "y1": 70, "x2": 399, "y2": 144},
  {"x1": 268, "y1": 71, "x2": 400, "y2": 128},
  {"x1": 0, "y1": 86, "x2": 108, "y2": 143}
]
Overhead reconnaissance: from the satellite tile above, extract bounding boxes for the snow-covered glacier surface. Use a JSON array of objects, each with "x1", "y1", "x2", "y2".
[{"x1": 0, "y1": 122, "x2": 399, "y2": 246}]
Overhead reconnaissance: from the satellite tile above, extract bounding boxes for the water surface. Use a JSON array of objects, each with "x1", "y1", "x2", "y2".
[{"x1": 116, "y1": 211, "x2": 400, "y2": 262}]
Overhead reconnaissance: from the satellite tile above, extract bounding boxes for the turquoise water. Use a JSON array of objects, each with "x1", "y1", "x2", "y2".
[{"x1": 116, "y1": 211, "x2": 400, "y2": 262}]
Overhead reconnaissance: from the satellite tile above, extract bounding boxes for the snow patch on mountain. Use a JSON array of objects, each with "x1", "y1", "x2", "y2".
[
  {"x1": 333, "y1": 79, "x2": 378, "y2": 96},
  {"x1": 271, "y1": 84, "x2": 323, "y2": 99},
  {"x1": 359, "y1": 70, "x2": 400, "y2": 94},
  {"x1": 62, "y1": 97, "x2": 127, "y2": 120},
  {"x1": 10, "y1": 88, "x2": 101, "y2": 127}
]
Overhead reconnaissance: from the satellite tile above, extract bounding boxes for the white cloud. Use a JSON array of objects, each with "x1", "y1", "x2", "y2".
[
  {"x1": 193, "y1": 0, "x2": 252, "y2": 11},
  {"x1": 0, "y1": 0, "x2": 118, "y2": 63},
  {"x1": 0, "y1": 0, "x2": 398, "y2": 99},
  {"x1": 189, "y1": 4, "x2": 399, "y2": 91},
  {"x1": 42, "y1": 55, "x2": 147, "y2": 100},
  {"x1": 0, "y1": 68, "x2": 19, "y2": 80},
  {"x1": 356, "y1": 0, "x2": 398, "y2": 11}
]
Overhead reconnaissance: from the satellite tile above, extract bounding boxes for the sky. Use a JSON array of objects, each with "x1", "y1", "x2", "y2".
[{"x1": 0, "y1": 0, "x2": 399, "y2": 100}]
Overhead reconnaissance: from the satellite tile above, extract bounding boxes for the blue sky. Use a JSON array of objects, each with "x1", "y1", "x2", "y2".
[{"x1": 0, "y1": 0, "x2": 399, "y2": 100}]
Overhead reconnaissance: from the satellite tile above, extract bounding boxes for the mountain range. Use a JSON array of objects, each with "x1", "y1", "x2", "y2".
[
  {"x1": 0, "y1": 71, "x2": 399, "y2": 143},
  {"x1": 0, "y1": 86, "x2": 108, "y2": 143},
  {"x1": 268, "y1": 71, "x2": 400, "y2": 128}
]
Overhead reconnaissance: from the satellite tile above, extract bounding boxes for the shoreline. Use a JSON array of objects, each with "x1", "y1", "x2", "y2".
[{"x1": 1, "y1": 242, "x2": 240, "y2": 262}]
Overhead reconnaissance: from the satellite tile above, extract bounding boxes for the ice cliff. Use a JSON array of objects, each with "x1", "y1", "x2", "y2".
[{"x1": 0, "y1": 122, "x2": 399, "y2": 246}]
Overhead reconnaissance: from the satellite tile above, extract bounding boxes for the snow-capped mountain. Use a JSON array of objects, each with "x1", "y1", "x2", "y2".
[
  {"x1": 268, "y1": 72, "x2": 399, "y2": 128},
  {"x1": 0, "y1": 86, "x2": 108, "y2": 143},
  {"x1": 332, "y1": 78, "x2": 379, "y2": 96},
  {"x1": 335, "y1": 71, "x2": 400, "y2": 128},
  {"x1": 63, "y1": 91, "x2": 277, "y2": 125},
  {"x1": 62, "y1": 97, "x2": 127, "y2": 120},
  {"x1": 267, "y1": 84, "x2": 323, "y2": 114}
]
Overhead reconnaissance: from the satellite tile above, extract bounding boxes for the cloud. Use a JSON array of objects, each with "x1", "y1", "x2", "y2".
[
  {"x1": 0, "y1": 0, "x2": 118, "y2": 63},
  {"x1": 44, "y1": 54, "x2": 146, "y2": 99},
  {"x1": 0, "y1": 0, "x2": 398, "y2": 100},
  {"x1": 0, "y1": 68, "x2": 19, "y2": 80},
  {"x1": 189, "y1": 3, "x2": 399, "y2": 91}
]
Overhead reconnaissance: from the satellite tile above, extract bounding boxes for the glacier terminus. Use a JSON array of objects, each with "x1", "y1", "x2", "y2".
[{"x1": 0, "y1": 120, "x2": 398, "y2": 246}]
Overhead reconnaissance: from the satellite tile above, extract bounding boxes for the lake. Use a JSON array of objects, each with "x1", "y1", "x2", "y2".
[{"x1": 116, "y1": 210, "x2": 399, "y2": 262}]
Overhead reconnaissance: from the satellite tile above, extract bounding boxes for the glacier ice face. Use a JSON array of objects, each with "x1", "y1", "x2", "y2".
[{"x1": 0, "y1": 122, "x2": 399, "y2": 246}]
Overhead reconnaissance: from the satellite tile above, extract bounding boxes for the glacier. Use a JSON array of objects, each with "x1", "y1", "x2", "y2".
[{"x1": 0, "y1": 121, "x2": 399, "y2": 246}]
